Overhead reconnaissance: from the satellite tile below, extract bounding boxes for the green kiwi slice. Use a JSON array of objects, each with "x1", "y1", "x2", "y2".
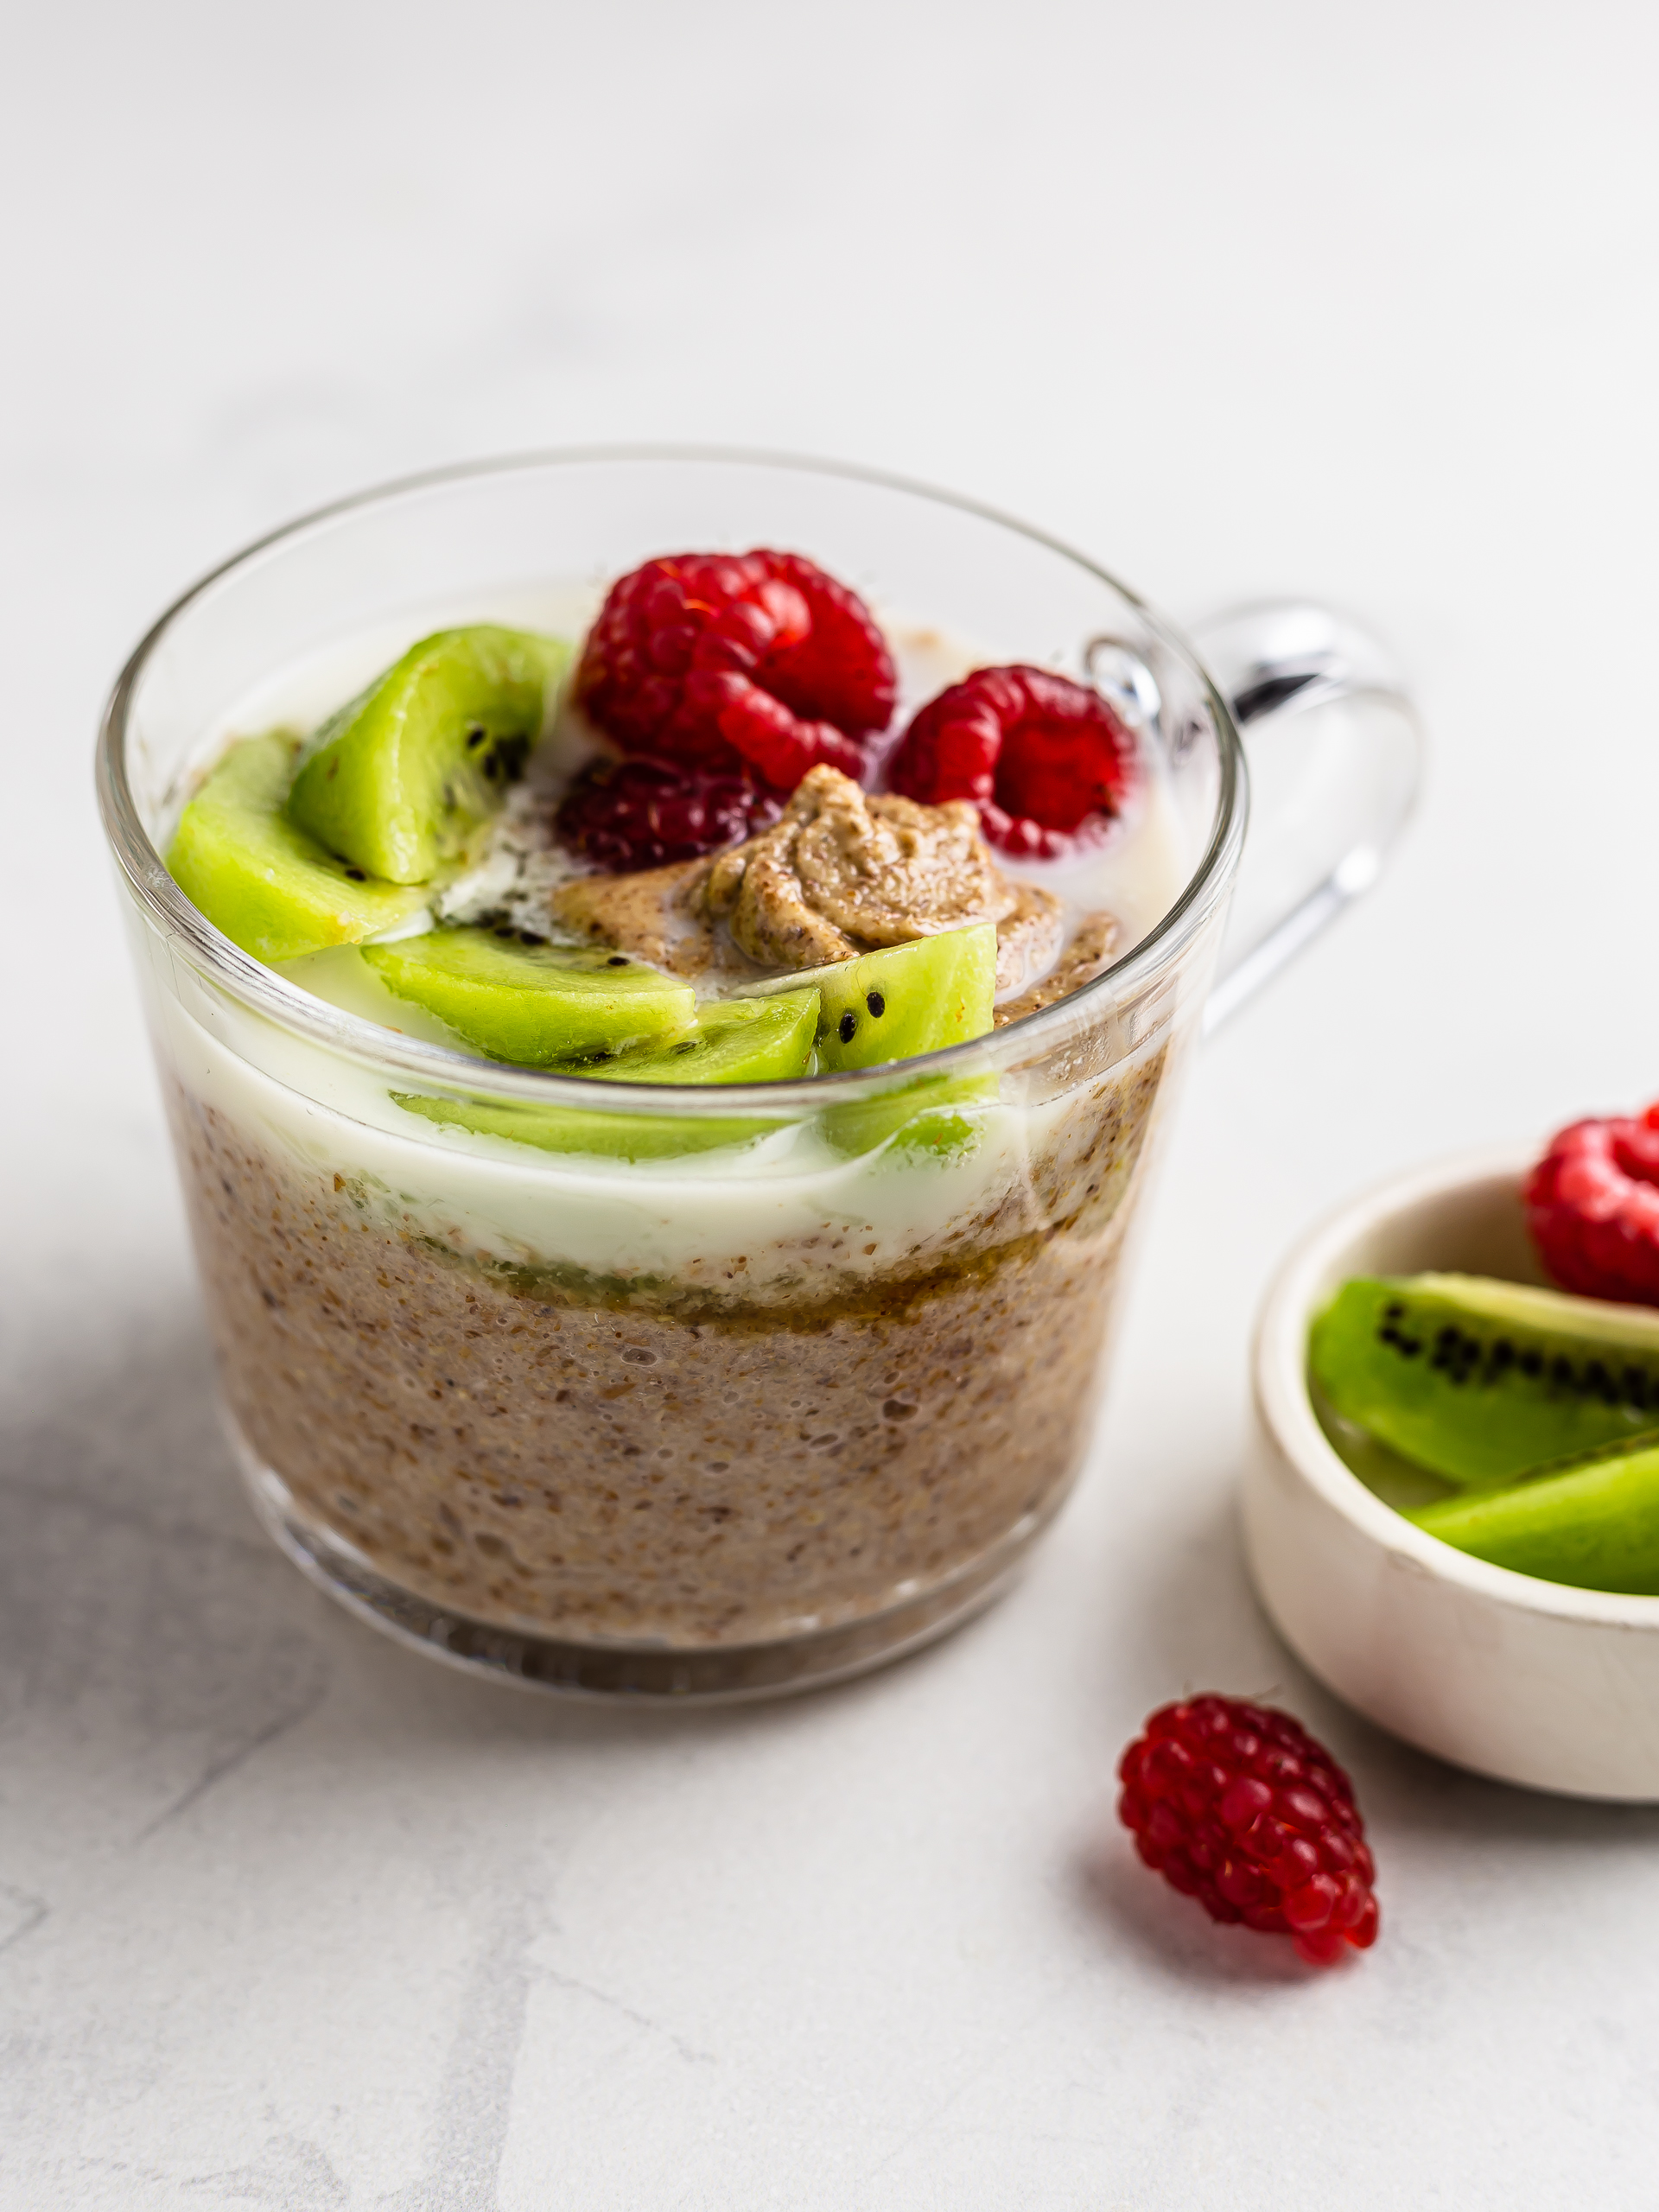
[
  {"x1": 1407, "y1": 1430, "x2": 1659, "y2": 1593},
  {"x1": 1309, "y1": 1273, "x2": 1659, "y2": 1489},
  {"x1": 820, "y1": 1072, "x2": 996, "y2": 1161},
  {"x1": 391, "y1": 990, "x2": 820, "y2": 1160},
  {"x1": 808, "y1": 924, "x2": 998, "y2": 1071},
  {"x1": 575, "y1": 991, "x2": 820, "y2": 1086},
  {"x1": 287, "y1": 625, "x2": 570, "y2": 884},
  {"x1": 167, "y1": 732, "x2": 429, "y2": 963},
  {"x1": 737, "y1": 925, "x2": 998, "y2": 1157},
  {"x1": 361, "y1": 926, "x2": 695, "y2": 1065}
]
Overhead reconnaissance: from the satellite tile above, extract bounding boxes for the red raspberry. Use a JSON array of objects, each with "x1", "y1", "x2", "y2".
[
  {"x1": 574, "y1": 550, "x2": 897, "y2": 791},
  {"x1": 1526, "y1": 1105, "x2": 1659, "y2": 1305},
  {"x1": 887, "y1": 665, "x2": 1135, "y2": 859},
  {"x1": 1116, "y1": 1696, "x2": 1379, "y2": 1966},
  {"x1": 555, "y1": 755, "x2": 783, "y2": 874}
]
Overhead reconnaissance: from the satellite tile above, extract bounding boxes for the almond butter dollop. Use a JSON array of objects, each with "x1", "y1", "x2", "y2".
[
  {"x1": 693, "y1": 764, "x2": 1019, "y2": 968},
  {"x1": 549, "y1": 761, "x2": 1122, "y2": 1010}
]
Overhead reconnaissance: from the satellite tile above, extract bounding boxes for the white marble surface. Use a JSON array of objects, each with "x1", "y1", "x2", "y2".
[{"x1": 7, "y1": 3, "x2": 1659, "y2": 2204}]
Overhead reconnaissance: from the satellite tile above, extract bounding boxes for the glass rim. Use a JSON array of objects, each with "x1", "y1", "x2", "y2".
[{"x1": 94, "y1": 444, "x2": 1247, "y2": 1112}]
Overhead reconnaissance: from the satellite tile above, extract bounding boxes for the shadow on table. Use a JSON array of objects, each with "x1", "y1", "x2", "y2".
[
  {"x1": 1075, "y1": 1829, "x2": 1325, "y2": 1987},
  {"x1": 15, "y1": 1325, "x2": 1659, "y2": 1842}
]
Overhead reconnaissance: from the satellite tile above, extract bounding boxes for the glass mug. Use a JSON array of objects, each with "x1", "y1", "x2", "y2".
[{"x1": 96, "y1": 452, "x2": 1418, "y2": 1700}]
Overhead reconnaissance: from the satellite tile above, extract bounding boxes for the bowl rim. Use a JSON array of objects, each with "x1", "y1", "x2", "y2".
[{"x1": 1253, "y1": 1142, "x2": 1659, "y2": 1630}]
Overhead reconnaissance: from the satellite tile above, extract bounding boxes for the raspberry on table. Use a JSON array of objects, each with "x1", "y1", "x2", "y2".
[
  {"x1": 1526, "y1": 1106, "x2": 1659, "y2": 1306},
  {"x1": 1116, "y1": 1695, "x2": 1380, "y2": 1966},
  {"x1": 574, "y1": 551, "x2": 897, "y2": 791},
  {"x1": 887, "y1": 665, "x2": 1135, "y2": 859},
  {"x1": 555, "y1": 755, "x2": 783, "y2": 873}
]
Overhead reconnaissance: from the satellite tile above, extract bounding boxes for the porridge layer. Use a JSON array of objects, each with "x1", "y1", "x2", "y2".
[{"x1": 171, "y1": 1049, "x2": 1167, "y2": 1647}]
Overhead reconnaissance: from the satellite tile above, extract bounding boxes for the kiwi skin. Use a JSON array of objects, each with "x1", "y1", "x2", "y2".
[{"x1": 1308, "y1": 1273, "x2": 1659, "y2": 1490}]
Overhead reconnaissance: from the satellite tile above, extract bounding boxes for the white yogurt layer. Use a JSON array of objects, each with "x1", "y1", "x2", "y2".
[
  {"x1": 160, "y1": 965, "x2": 1175, "y2": 1287},
  {"x1": 159, "y1": 586, "x2": 1200, "y2": 1281}
]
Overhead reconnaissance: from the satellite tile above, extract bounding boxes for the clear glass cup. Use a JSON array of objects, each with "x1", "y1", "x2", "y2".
[{"x1": 96, "y1": 451, "x2": 1418, "y2": 1700}]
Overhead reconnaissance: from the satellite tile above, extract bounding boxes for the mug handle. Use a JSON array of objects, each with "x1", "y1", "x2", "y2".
[{"x1": 1185, "y1": 601, "x2": 1423, "y2": 1033}]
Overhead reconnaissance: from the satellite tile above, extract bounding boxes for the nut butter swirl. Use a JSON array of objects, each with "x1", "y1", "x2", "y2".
[{"x1": 695, "y1": 764, "x2": 1017, "y2": 967}]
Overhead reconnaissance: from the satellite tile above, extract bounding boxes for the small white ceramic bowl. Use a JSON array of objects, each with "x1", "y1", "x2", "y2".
[{"x1": 1245, "y1": 1147, "x2": 1659, "y2": 1800}]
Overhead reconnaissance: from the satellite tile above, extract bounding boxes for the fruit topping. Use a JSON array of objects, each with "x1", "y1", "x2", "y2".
[
  {"x1": 573, "y1": 552, "x2": 897, "y2": 790},
  {"x1": 1526, "y1": 1107, "x2": 1659, "y2": 1306},
  {"x1": 395, "y1": 1086, "x2": 789, "y2": 1163},
  {"x1": 695, "y1": 764, "x2": 1014, "y2": 969},
  {"x1": 288, "y1": 626, "x2": 570, "y2": 884},
  {"x1": 819, "y1": 1070, "x2": 995, "y2": 1162},
  {"x1": 760, "y1": 923, "x2": 998, "y2": 1072},
  {"x1": 359, "y1": 926, "x2": 695, "y2": 1065},
  {"x1": 734, "y1": 927, "x2": 998, "y2": 1156},
  {"x1": 168, "y1": 733, "x2": 429, "y2": 963},
  {"x1": 573, "y1": 989, "x2": 820, "y2": 1085},
  {"x1": 1408, "y1": 1430, "x2": 1659, "y2": 1592},
  {"x1": 390, "y1": 992, "x2": 821, "y2": 1162},
  {"x1": 887, "y1": 665, "x2": 1135, "y2": 858},
  {"x1": 555, "y1": 755, "x2": 783, "y2": 873},
  {"x1": 1117, "y1": 1695, "x2": 1379, "y2": 1966},
  {"x1": 1309, "y1": 1273, "x2": 1659, "y2": 1488}
]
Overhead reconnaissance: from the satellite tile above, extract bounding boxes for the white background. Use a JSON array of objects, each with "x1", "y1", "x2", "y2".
[{"x1": 6, "y1": 3, "x2": 1659, "y2": 2205}]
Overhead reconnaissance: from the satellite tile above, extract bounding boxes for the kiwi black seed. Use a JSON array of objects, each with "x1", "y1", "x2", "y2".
[
  {"x1": 838, "y1": 1011, "x2": 858, "y2": 1045},
  {"x1": 867, "y1": 990, "x2": 886, "y2": 1018},
  {"x1": 344, "y1": 867, "x2": 366, "y2": 882},
  {"x1": 466, "y1": 726, "x2": 486, "y2": 749}
]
